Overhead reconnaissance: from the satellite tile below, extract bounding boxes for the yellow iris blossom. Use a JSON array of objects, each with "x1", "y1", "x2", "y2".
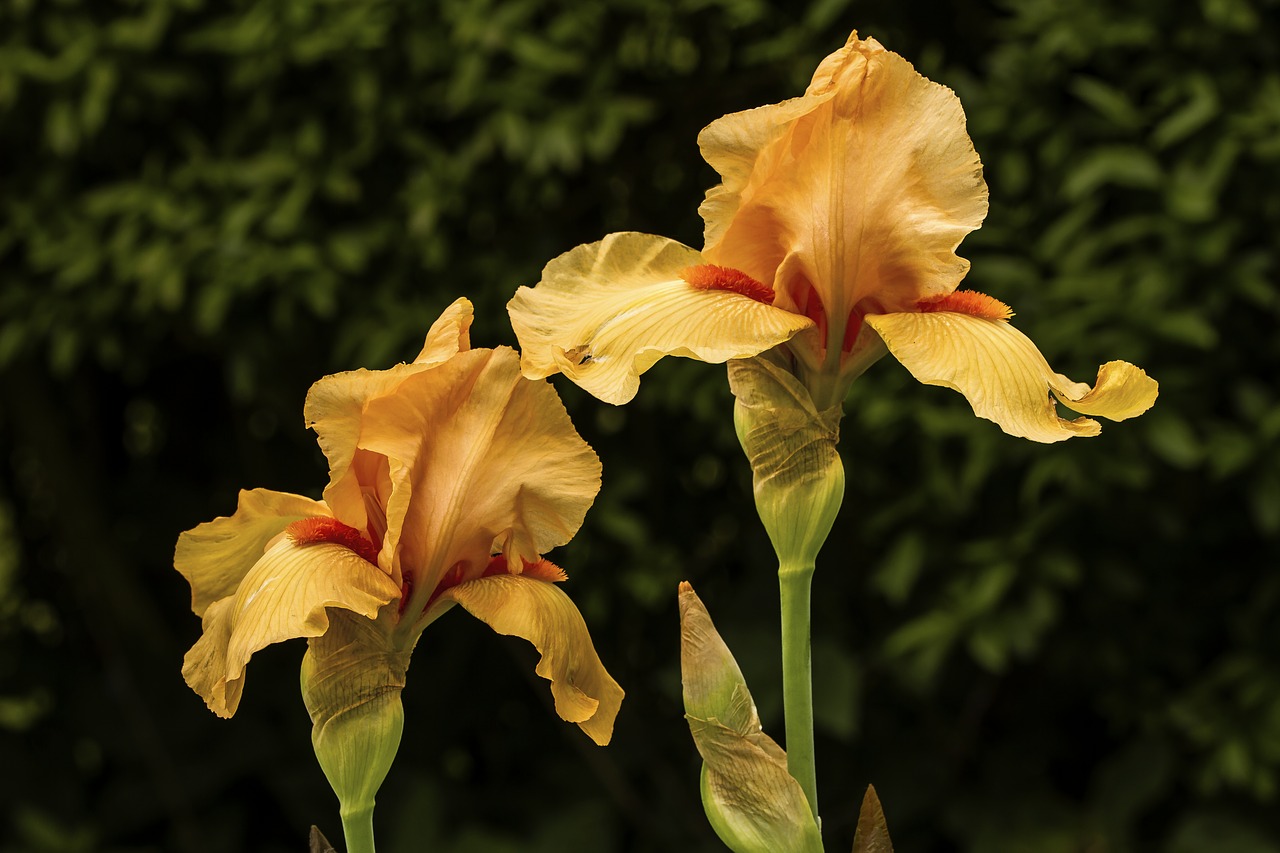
[
  {"x1": 508, "y1": 32, "x2": 1157, "y2": 442},
  {"x1": 175, "y1": 297, "x2": 623, "y2": 746}
]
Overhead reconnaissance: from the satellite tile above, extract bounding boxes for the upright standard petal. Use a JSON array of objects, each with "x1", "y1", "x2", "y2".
[
  {"x1": 865, "y1": 310, "x2": 1158, "y2": 443},
  {"x1": 303, "y1": 298, "x2": 475, "y2": 535},
  {"x1": 508, "y1": 232, "x2": 812, "y2": 405},
  {"x1": 441, "y1": 573, "x2": 623, "y2": 745},
  {"x1": 175, "y1": 488, "x2": 329, "y2": 617},
  {"x1": 357, "y1": 346, "x2": 601, "y2": 604},
  {"x1": 414, "y1": 296, "x2": 474, "y2": 365},
  {"x1": 699, "y1": 32, "x2": 988, "y2": 338},
  {"x1": 181, "y1": 536, "x2": 402, "y2": 717}
]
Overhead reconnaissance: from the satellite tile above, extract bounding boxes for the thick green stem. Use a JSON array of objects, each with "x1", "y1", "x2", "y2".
[
  {"x1": 779, "y1": 561, "x2": 819, "y2": 823},
  {"x1": 339, "y1": 804, "x2": 376, "y2": 853}
]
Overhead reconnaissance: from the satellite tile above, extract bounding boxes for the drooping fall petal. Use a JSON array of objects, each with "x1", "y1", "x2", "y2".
[
  {"x1": 303, "y1": 297, "x2": 475, "y2": 532},
  {"x1": 680, "y1": 582, "x2": 823, "y2": 853},
  {"x1": 182, "y1": 538, "x2": 402, "y2": 718},
  {"x1": 442, "y1": 573, "x2": 623, "y2": 746},
  {"x1": 508, "y1": 232, "x2": 812, "y2": 405},
  {"x1": 174, "y1": 488, "x2": 329, "y2": 617},
  {"x1": 699, "y1": 32, "x2": 988, "y2": 330},
  {"x1": 864, "y1": 310, "x2": 1158, "y2": 443},
  {"x1": 356, "y1": 346, "x2": 601, "y2": 601}
]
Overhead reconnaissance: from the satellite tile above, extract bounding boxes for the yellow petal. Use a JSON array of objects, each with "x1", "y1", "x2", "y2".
[
  {"x1": 699, "y1": 32, "x2": 988, "y2": 330},
  {"x1": 414, "y1": 296, "x2": 474, "y2": 364},
  {"x1": 181, "y1": 537, "x2": 402, "y2": 717},
  {"x1": 357, "y1": 347, "x2": 601, "y2": 602},
  {"x1": 864, "y1": 311, "x2": 1158, "y2": 443},
  {"x1": 508, "y1": 232, "x2": 812, "y2": 405},
  {"x1": 442, "y1": 573, "x2": 623, "y2": 745},
  {"x1": 1048, "y1": 360, "x2": 1160, "y2": 421},
  {"x1": 175, "y1": 488, "x2": 328, "y2": 617}
]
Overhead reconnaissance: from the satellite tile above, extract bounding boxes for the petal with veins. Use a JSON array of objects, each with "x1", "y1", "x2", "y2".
[
  {"x1": 181, "y1": 538, "x2": 402, "y2": 718},
  {"x1": 175, "y1": 488, "x2": 329, "y2": 617},
  {"x1": 508, "y1": 232, "x2": 812, "y2": 405},
  {"x1": 865, "y1": 311, "x2": 1158, "y2": 443},
  {"x1": 442, "y1": 573, "x2": 623, "y2": 745}
]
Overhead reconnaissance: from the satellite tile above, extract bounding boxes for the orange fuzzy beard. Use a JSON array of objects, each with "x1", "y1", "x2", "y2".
[{"x1": 916, "y1": 290, "x2": 1014, "y2": 320}]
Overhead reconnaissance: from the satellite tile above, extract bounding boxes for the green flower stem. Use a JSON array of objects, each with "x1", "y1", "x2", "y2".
[
  {"x1": 339, "y1": 804, "x2": 376, "y2": 853},
  {"x1": 779, "y1": 559, "x2": 819, "y2": 823}
]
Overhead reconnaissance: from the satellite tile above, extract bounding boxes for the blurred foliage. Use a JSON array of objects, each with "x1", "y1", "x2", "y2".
[{"x1": 1, "y1": 0, "x2": 1278, "y2": 851}]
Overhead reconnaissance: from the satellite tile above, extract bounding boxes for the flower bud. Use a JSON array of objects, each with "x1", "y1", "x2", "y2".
[{"x1": 679, "y1": 583, "x2": 823, "y2": 853}]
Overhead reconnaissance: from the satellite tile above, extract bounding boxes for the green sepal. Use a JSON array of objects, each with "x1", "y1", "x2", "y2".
[
  {"x1": 728, "y1": 350, "x2": 844, "y2": 571},
  {"x1": 680, "y1": 583, "x2": 824, "y2": 853},
  {"x1": 300, "y1": 608, "x2": 413, "y2": 824}
]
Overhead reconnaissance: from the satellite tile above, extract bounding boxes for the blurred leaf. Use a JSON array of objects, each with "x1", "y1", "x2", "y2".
[
  {"x1": 1062, "y1": 146, "x2": 1162, "y2": 200},
  {"x1": 1166, "y1": 812, "x2": 1280, "y2": 853}
]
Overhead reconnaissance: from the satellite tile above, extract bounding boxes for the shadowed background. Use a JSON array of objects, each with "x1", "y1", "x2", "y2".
[{"x1": 2, "y1": 0, "x2": 1279, "y2": 850}]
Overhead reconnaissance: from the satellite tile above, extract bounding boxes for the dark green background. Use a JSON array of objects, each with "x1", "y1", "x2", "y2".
[{"x1": 2, "y1": 0, "x2": 1278, "y2": 850}]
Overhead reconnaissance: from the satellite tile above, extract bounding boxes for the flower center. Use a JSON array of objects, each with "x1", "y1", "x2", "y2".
[
  {"x1": 425, "y1": 555, "x2": 568, "y2": 610},
  {"x1": 915, "y1": 290, "x2": 1014, "y2": 320},
  {"x1": 680, "y1": 264, "x2": 776, "y2": 305},
  {"x1": 285, "y1": 516, "x2": 380, "y2": 564}
]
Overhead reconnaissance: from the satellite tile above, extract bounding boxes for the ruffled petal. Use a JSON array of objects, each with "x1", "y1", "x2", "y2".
[
  {"x1": 865, "y1": 310, "x2": 1158, "y2": 443},
  {"x1": 303, "y1": 298, "x2": 475, "y2": 534},
  {"x1": 181, "y1": 537, "x2": 402, "y2": 718},
  {"x1": 1047, "y1": 361, "x2": 1160, "y2": 421},
  {"x1": 441, "y1": 573, "x2": 623, "y2": 745},
  {"x1": 508, "y1": 232, "x2": 812, "y2": 405},
  {"x1": 358, "y1": 347, "x2": 601, "y2": 601},
  {"x1": 699, "y1": 32, "x2": 988, "y2": 328},
  {"x1": 174, "y1": 488, "x2": 328, "y2": 617}
]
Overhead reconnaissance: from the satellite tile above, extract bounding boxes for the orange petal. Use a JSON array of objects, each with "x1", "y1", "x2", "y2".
[
  {"x1": 355, "y1": 347, "x2": 601, "y2": 609},
  {"x1": 699, "y1": 32, "x2": 988, "y2": 330},
  {"x1": 303, "y1": 298, "x2": 474, "y2": 538}
]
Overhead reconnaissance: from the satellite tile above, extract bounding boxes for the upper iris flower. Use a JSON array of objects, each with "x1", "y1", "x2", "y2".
[
  {"x1": 176, "y1": 297, "x2": 623, "y2": 746},
  {"x1": 508, "y1": 32, "x2": 1157, "y2": 441}
]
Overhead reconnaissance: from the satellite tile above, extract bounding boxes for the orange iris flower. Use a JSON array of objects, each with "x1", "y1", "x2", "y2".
[
  {"x1": 175, "y1": 298, "x2": 622, "y2": 745},
  {"x1": 508, "y1": 32, "x2": 1156, "y2": 441}
]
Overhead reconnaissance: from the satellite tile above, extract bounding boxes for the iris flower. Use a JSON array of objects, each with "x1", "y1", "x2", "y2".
[
  {"x1": 176, "y1": 296, "x2": 623, "y2": 745},
  {"x1": 508, "y1": 32, "x2": 1157, "y2": 440}
]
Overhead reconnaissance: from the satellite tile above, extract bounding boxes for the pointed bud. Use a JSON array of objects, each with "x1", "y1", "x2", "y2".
[
  {"x1": 728, "y1": 351, "x2": 844, "y2": 572},
  {"x1": 679, "y1": 583, "x2": 823, "y2": 853},
  {"x1": 299, "y1": 609, "x2": 411, "y2": 835},
  {"x1": 852, "y1": 785, "x2": 894, "y2": 853}
]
